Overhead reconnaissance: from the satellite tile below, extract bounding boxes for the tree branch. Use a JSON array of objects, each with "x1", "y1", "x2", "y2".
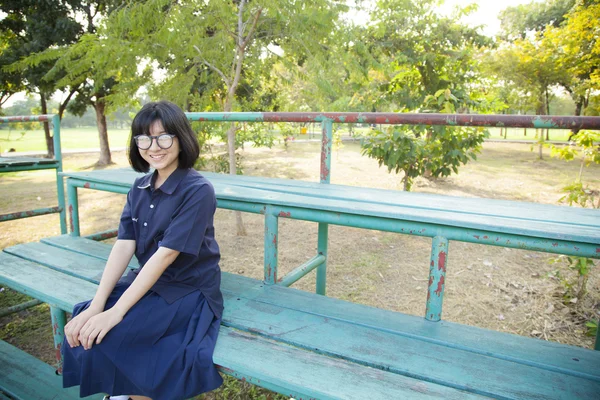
[
  {"x1": 241, "y1": 8, "x2": 263, "y2": 50},
  {"x1": 193, "y1": 45, "x2": 230, "y2": 88}
]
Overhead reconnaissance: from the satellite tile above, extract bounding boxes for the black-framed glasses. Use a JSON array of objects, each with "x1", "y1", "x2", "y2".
[{"x1": 134, "y1": 134, "x2": 177, "y2": 150}]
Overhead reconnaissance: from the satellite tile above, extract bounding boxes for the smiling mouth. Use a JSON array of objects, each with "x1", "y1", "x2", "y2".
[{"x1": 149, "y1": 154, "x2": 166, "y2": 160}]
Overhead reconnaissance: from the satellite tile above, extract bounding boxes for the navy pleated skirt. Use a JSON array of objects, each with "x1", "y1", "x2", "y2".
[{"x1": 62, "y1": 283, "x2": 223, "y2": 399}]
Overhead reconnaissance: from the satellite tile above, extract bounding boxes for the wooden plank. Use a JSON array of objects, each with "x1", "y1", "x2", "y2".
[
  {"x1": 59, "y1": 169, "x2": 600, "y2": 245},
  {"x1": 205, "y1": 173, "x2": 598, "y2": 224},
  {"x1": 222, "y1": 291, "x2": 600, "y2": 400},
  {"x1": 0, "y1": 157, "x2": 57, "y2": 167},
  {"x1": 221, "y1": 273, "x2": 600, "y2": 383},
  {"x1": 0, "y1": 254, "x2": 485, "y2": 399},
  {"x1": 0, "y1": 341, "x2": 94, "y2": 400},
  {"x1": 0, "y1": 253, "x2": 95, "y2": 311},
  {"x1": 215, "y1": 327, "x2": 488, "y2": 400},
  {"x1": 34, "y1": 238, "x2": 600, "y2": 383},
  {"x1": 41, "y1": 235, "x2": 140, "y2": 269},
  {"x1": 3, "y1": 242, "x2": 130, "y2": 283},
  {"x1": 4, "y1": 247, "x2": 590, "y2": 400}
]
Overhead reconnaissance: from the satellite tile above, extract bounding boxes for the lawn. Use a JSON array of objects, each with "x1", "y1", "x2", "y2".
[
  {"x1": 0, "y1": 126, "x2": 131, "y2": 153},
  {"x1": 0, "y1": 124, "x2": 574, "y2": 155},
  {"x1": 1, "y1": 140, "x2": 598, "y2": 398}
]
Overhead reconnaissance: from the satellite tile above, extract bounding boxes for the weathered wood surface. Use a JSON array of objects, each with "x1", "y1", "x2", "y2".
[
  {"x1": 60, "y1": 169, "x2": 600, "y2": 246},
  {"x1": 2, "y1": 237, "x2": 600, "y2": 399},
  {"x1": 0, "y1": 156, "x2": 57, "y2": 167},
  {"x1": 0, "y1": 254, "x2": 484, "y2": 399},
  {"x1": 0, "y1": 340, "x2": 93, "y2": 400}
]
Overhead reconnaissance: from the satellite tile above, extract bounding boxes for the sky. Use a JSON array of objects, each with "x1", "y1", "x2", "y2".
[{"x1": 439, "y1": 0, "x2": 533, "y2": 36}]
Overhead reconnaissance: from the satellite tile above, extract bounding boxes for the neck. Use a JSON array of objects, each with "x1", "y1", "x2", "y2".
[{"x1": 155, "y1": 164, "x2": 178, "y2": 189}]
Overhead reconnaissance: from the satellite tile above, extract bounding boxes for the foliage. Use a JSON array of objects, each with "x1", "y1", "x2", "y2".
[
  {"x1": 549, "y1": 128, "x2": 599, "y2": 308},
  {"x1": 361, "y1": 88, "x2": 488, "y2": 191},
  {"x1": 586, "y1": 319, "x2": 598, "y2": 337},
  {"x1": 356, "y1": 1, "x2": 492, "y2": 190},
  {"x1": 498, "y1": 0, "x2": 575, "y2": 40},
  {"x1": 549, "y1": 255, "x2": 595, "y2": 302}
]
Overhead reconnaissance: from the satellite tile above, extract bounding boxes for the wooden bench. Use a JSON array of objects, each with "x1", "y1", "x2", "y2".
[{"x1": 2, "y1": 169, "x2": 600, "y2": 399}]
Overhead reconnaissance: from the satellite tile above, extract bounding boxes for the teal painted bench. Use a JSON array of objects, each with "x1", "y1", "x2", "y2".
[
  {"x1": 1, "y1": 235, "x2": 600, "y2": 399},
  {"x1": 2, "y1": 169, "x2": 600, "y2": 399}
]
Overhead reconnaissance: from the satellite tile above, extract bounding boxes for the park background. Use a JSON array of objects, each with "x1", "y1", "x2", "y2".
[{"x1": 1, "y1": 0, "x2": 599, "y2": 398}]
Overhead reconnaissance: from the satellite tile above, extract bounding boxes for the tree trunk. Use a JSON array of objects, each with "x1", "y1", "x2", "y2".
[
  {"x1": 93, "y1": 100, "x2": 112, "y2": 165},
  {"x1": 569, "y1": 97, "x2": 584, "y2": 141},
  {"x1": 40, "y1": 93, "x2": 54, "y2": 158},
  {"x1": 224, "y1": 75, "x2": 246, "y2": 236}
]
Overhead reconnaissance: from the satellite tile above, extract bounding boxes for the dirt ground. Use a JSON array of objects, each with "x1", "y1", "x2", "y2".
[{"x1": 0, "y1": 141, "x2": 599, "y2": 379}]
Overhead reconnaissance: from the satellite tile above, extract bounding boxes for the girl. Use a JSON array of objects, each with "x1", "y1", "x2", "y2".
[{"x1": 62, "y1": 101, "x2": 224, "y2": 400}]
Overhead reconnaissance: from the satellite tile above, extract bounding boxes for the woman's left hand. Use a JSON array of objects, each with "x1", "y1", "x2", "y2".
[{"x1": 78, "y1": 308, "x2": 124, "y2": 350}]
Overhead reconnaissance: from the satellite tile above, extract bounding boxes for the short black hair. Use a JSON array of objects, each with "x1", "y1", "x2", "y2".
[{"x1": 128, "y1": 101, "x2": 200, "y2": 172}]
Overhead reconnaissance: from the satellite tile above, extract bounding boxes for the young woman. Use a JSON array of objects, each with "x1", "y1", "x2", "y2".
[{"x1": 62, "y1": 101, "x2": 224, "y2": 400}]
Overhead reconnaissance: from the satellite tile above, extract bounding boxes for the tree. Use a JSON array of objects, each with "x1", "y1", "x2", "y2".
[
  {"x1": 359, "y1": 0, "x2": 492, "y2": 190},
  {"x1": 543, "y1": 0, "x2": 600, "y2": 137},
  {"x1": 100, "y1": 0, "x2": 347, "y2": 233},
  {"x1": 0, "y1": 0, "x2": 82, "y2": 156},
  {"x1": 498, "y1": 0, "x2": 575, "y2": 40}
]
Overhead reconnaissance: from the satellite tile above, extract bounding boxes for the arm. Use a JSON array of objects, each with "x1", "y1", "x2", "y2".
[
  {"x1": 78, "y1": 246, "x2": 180, "y2": 350},
  {"x1": 65, "y1": 239, "x2": 135, "y2": 348}
]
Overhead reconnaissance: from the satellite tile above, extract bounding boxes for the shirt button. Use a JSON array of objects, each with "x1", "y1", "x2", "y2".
[
  {"x1": 150, "y1": 204, "x2": 154, "y2": 208},
  {"x1": 143, "y1": 222, "x2": 148, "y2": 227}
]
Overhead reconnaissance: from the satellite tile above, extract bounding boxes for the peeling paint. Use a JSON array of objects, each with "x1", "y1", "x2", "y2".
[
  {"x1": 438, "y1": 251, "x2": 447, "y2": 272},
  {"x1": 278, "y1": 211, "x2": 291, "y2": 218},
  {"x1": 434, "y1": 276, "x2": 445, "y2": 296}
]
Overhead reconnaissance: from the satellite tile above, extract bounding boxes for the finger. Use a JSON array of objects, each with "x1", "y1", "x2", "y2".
[
  {"x1": 87, "y1": 328, "x2": 101, "y2": 350},
  {"x1": 96, "y1": 330, "x2": 105, "y2": 344},
  {"x1": 86, "y1": 328, "x2": 98, "y2": 350}
]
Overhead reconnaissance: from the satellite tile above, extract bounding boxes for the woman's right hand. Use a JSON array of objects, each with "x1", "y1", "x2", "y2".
[{"x1": 64, "y1": 303, "x2": 104, "y2": 348}]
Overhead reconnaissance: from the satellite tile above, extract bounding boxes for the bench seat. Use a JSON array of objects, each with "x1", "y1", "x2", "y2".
[
  {"x1": 2, "y1": 236, "x2": 600, "y2": 399},
  {"x1": 0, "y1": 341, "x2": 94, "y2": 400},
  {"x1": 0, "y1": 156, "x2": 58, "y2": 172},
  {"x1": 61, "y1": 169, "x2": 600, "y2": 246}
]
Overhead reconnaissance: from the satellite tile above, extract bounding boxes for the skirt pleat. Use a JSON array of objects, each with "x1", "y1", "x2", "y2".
[{"x1": 62, "y1": 283, "x2": 223, "y2": 400}]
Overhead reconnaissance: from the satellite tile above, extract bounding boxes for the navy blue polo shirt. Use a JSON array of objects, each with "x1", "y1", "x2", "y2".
[{"x1": 117, "y1": 168, "x2": 223, "y2": 319}]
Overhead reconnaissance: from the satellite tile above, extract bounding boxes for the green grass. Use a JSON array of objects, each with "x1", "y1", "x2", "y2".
[
  {"x1": 486, "y1": 127, "x2": 572, "y2": 141},
  {"x1": 0, "y1": 127, "x2": 131, "y2": 153}
]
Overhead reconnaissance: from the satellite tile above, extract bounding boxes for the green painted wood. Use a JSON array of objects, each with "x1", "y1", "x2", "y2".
[
  {"x1": 215, "y1": 327, "x2": 488, "y2": 400},
  {"x1": 0, "y1": 340, "x2": 94, "y2": 400},
  {"x1": 4, "y1": 242, "x2": 131, "y2": 282},
  {"x1": 33, "y1": 237, "x2": 600, "y2": 381},
  {"x1": 222, "y1": 292, "x2": 600, "y2": 400},
  {"x1": 0, "y1": 253, "x2": 96, "y2": 311},
  {"x1": 220, "y1": 273, "x2": 600, "y2": 383},
  {"x1": 40, "y1": 235, "x2": 139, "y2": 269},
  {"x1": 0, "y1": 255, "x2": 486, "y2": 399},
  {"x1": 0, "y1": 157, "x2": 57, "y2": 167},
  {"x1": 59, "y1": 169, "x2": 600, "y2": 247}
]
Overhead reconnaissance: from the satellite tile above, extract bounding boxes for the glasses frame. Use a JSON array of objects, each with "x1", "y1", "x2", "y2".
[{"x1": 134, "y1": 134, "x2": 177, "y2": 150}]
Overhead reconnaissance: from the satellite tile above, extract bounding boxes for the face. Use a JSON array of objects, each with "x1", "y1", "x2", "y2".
[{"x1": 138, "y1": 120, "x2": 180, "y2": 177}]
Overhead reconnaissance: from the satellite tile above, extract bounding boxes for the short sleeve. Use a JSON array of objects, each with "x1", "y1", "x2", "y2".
[
  {"x1": 160, "y1": 184, "x2": 214, "y2": 256},
  {"x1": 117, "y1": 190, "x2": 136, "y2": 240}
]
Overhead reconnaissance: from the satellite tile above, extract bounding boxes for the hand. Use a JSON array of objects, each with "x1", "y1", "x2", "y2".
[
  {"x1": 64, "y1": 304, "x2": 103, "y2": 348},
  {"x1": 78, "y1": 308, "x2": 124, "y2": 350}
]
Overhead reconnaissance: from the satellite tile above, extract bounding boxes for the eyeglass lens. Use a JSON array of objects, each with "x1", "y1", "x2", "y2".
[{"x1": 135, "y1": 134, "x2": 174, "y2": 150}]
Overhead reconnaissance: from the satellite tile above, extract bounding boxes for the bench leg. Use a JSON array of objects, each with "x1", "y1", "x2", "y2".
[
  {"x1": 316, "y1": 222, "x2": 328, "y2": 295},
  {"x1": 67, "y1": 181, "x2": 80, "y2": 236},
  {"x1": 426, "y1": 236, "x2": 449, "y2": 322},
  {"x1": 50, "y1": 306, "x2": 66, "y2": 374},
  {"x1": 264, "y1": 211, "x2": 278, "y2": 284}
]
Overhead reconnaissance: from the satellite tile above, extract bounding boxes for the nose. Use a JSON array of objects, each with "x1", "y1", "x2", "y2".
[{"x1": 148, "y1": 137, "x2": 161, "y2": 151}]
